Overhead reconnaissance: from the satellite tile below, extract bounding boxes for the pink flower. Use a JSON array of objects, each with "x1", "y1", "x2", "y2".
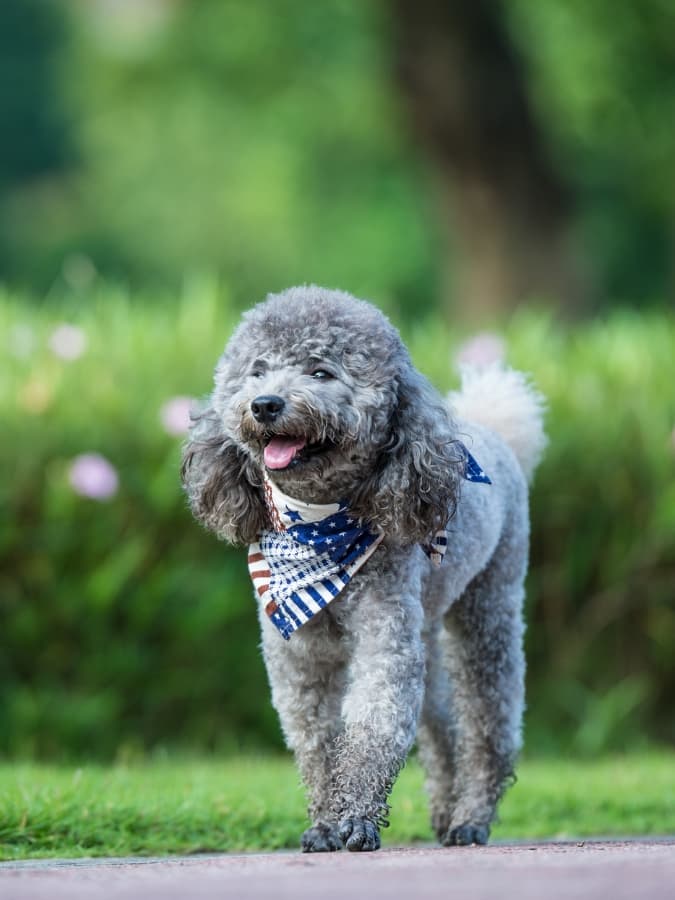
[
  {"x1": 49, "y1": 324, "x2": 88, "y2": 361},
  {"x1": 68, "y1": 454, "x2": 119, "y2": 501},
  {"x1": 456, "y1": 333, "x2": 506, "y2": 368},
  {"x1": 160, "y1": 396, "x2": 194, "y2": 436}
]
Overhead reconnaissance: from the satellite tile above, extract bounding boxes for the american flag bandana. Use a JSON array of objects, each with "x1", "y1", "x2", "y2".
[{"x1": 248, "y1": 444, "x2": 490, "y2": 640}]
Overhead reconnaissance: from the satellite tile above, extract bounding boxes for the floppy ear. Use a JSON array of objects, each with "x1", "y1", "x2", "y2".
[
  {"x1": 181, "y1": 405, "x2": 267, "y2": 545},
  {"x1": 353, "y1": 364, "x2": 464, "y2": 544}
]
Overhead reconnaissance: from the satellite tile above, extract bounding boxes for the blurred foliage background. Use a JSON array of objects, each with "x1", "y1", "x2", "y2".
[{"x1": 1, "y1": 0, "x2": 674, "y2": 759}]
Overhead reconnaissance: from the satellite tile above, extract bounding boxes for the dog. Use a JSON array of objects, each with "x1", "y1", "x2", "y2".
[{"x1": 181, "y1": 285, "x2": 546, "y2": 852}]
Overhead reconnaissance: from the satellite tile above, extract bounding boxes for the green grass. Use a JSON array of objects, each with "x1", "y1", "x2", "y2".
[{"x1": 0, "y1": 753, "x2": 672, "y2": 860}]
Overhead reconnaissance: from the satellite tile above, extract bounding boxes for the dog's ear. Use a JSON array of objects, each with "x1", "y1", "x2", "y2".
[
  {"x1": 353, "y1": 364, "x2": 463, "y2": 544},
  {"x1": 181, "y1": 405, "x2": 267, "y2": 545}
]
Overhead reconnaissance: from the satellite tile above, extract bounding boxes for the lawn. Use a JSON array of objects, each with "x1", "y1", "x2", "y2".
[{"x1": 0, "y1": 753, "x2": 672, "y2": 860}]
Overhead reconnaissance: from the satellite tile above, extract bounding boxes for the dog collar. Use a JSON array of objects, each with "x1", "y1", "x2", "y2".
[{"x1": 248, "y1": 444, "x2": 490, "y2": 640}]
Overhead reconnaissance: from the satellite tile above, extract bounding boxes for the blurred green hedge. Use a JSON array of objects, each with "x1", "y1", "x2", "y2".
[{"x1": 2, "y1": 284, "x2": 674, "y2": 758}]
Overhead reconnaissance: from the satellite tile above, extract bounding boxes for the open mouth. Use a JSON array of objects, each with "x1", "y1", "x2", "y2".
[{"x1": 263, "y1": 435, "x2": 331, "y2": 470}]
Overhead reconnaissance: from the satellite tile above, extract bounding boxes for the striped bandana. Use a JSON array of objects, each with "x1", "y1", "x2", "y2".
[{"x1": 248, "y1": 444, "x2": 490, "y2": 640}]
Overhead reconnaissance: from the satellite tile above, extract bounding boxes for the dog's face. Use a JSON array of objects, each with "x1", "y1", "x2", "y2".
[
  {"x1": 183, "y1": 286, "x2": 461, "y2": 545},
  {"x1": 212, "y1": 288, "x2": 404, "y2": 500}
]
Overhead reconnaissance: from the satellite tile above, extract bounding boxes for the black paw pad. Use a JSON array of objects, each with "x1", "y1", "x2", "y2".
[
  {"x1": 338, "y1": 817, "x2": 381, "y2": 852},
  {"x1": 445, "y1": 823, "x2": 490, "y2": 846},
  {"x1": 301, "y1": 823, "x2": 343, "y2": 853}
]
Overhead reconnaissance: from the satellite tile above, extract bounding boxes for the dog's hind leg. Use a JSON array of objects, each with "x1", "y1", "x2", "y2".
[
  {"x1": 416, "y1": 619, "x2": 458, "y2": 842},
  {"x1": 438, "y1": 532, "x2": 527, "y2": 846}
]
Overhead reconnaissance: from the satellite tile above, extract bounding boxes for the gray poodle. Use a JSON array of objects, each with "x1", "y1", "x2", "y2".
[{"x1": 182, "y1": 286, "x2": 546, "y2": 852}]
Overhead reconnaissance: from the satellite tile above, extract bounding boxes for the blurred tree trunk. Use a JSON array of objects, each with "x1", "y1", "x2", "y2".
[{"x1": 391, "y1": 0, "x2": 585, "y2": 321}]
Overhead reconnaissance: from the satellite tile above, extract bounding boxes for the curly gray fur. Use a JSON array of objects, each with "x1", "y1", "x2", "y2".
[
  {"x1": 182, "y1": 285, "x2": 544, "y2": 852},
  {"x1": 180, "y1": 407, "x2": 267, "y2": 543}
]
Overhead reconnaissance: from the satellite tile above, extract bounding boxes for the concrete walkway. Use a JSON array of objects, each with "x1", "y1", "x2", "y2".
[{"x1": 1, "y1": 839, "x2": 674, "y2": 899}]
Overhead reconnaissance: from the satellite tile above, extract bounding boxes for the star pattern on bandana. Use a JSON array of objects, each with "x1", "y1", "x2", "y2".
[
  {"x1": 284, "y1": 506, "x2": 303, "y2": 523},
  {"x1": 463, "y1": 449, "x2": 491, "y2": 484}
]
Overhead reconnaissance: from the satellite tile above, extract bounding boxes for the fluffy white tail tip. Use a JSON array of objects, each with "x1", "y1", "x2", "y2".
[{"x1": 450, "y1": 363, "x2": 547, "y2": 482}]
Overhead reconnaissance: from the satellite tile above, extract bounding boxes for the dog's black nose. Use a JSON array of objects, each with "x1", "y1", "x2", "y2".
[{"x1": 251, "y1": 394, "x2": 286, "y2": 424}]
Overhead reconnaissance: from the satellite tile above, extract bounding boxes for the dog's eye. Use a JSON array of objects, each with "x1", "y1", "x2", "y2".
[
  {"x1": 310, "y1": 369, "x2": 334, "y2": 380},
  {"x1": 249, "y1": 358, "x2": 268, "y2": 378}
]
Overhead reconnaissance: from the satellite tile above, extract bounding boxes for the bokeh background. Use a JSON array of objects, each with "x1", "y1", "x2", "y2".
[{"x1": 2, "y1": 0, "x2": 674, "y2": 760}]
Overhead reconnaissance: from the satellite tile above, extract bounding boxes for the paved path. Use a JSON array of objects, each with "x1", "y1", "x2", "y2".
[{"x1": 1, "y1": 840, "x2": 674, "y2": 899}]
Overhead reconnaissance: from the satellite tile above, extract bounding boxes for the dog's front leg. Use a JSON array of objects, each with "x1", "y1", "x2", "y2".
[
  {"x1": 259, "y1": 614, "x2": 348, "y2": 852},
  {"x1": 330, "y1": 546, "x2": 426, "y2": 851}
]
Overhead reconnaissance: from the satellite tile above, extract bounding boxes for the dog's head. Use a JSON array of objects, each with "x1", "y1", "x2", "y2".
[{"x1": 182, "y1": 286, "x2": 464, "y2": 545}]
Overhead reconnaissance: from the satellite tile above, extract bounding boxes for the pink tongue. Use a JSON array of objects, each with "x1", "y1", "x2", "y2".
[{"x1": 264, "y1": 436, "x2": 307, "y2": 470}]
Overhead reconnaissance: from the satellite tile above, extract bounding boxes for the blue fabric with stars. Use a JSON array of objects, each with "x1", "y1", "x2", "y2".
[
  {"x1": 287, "y1": 509, "x2": 379, "y2": 568},
  {"x1": 463, "y1": 447, "x2": 491, "y2": 484}
]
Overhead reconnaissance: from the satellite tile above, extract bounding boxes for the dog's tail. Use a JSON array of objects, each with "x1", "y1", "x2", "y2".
[{"x1": 449, "y1": 363, "x2": 547, "y2": 483}]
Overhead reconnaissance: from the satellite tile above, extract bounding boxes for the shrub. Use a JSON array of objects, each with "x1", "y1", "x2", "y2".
[{"x1": 2, "y1": 284, "x2": 673, "y2": 757}]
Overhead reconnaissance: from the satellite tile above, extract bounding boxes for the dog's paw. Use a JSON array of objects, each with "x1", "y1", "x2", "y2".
[
  {"x1": 338, "y1": 817, "x2": 381, "y2": 852},
  {"x1": 431, "y1": 810, "x2": 451, "y2": 843},
  {"x1": 301, "y1": 823, "x2": 343, "y2": 853},
  {"x1": 443, "y1": 823, "x2": 490, "y2": 847}
]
